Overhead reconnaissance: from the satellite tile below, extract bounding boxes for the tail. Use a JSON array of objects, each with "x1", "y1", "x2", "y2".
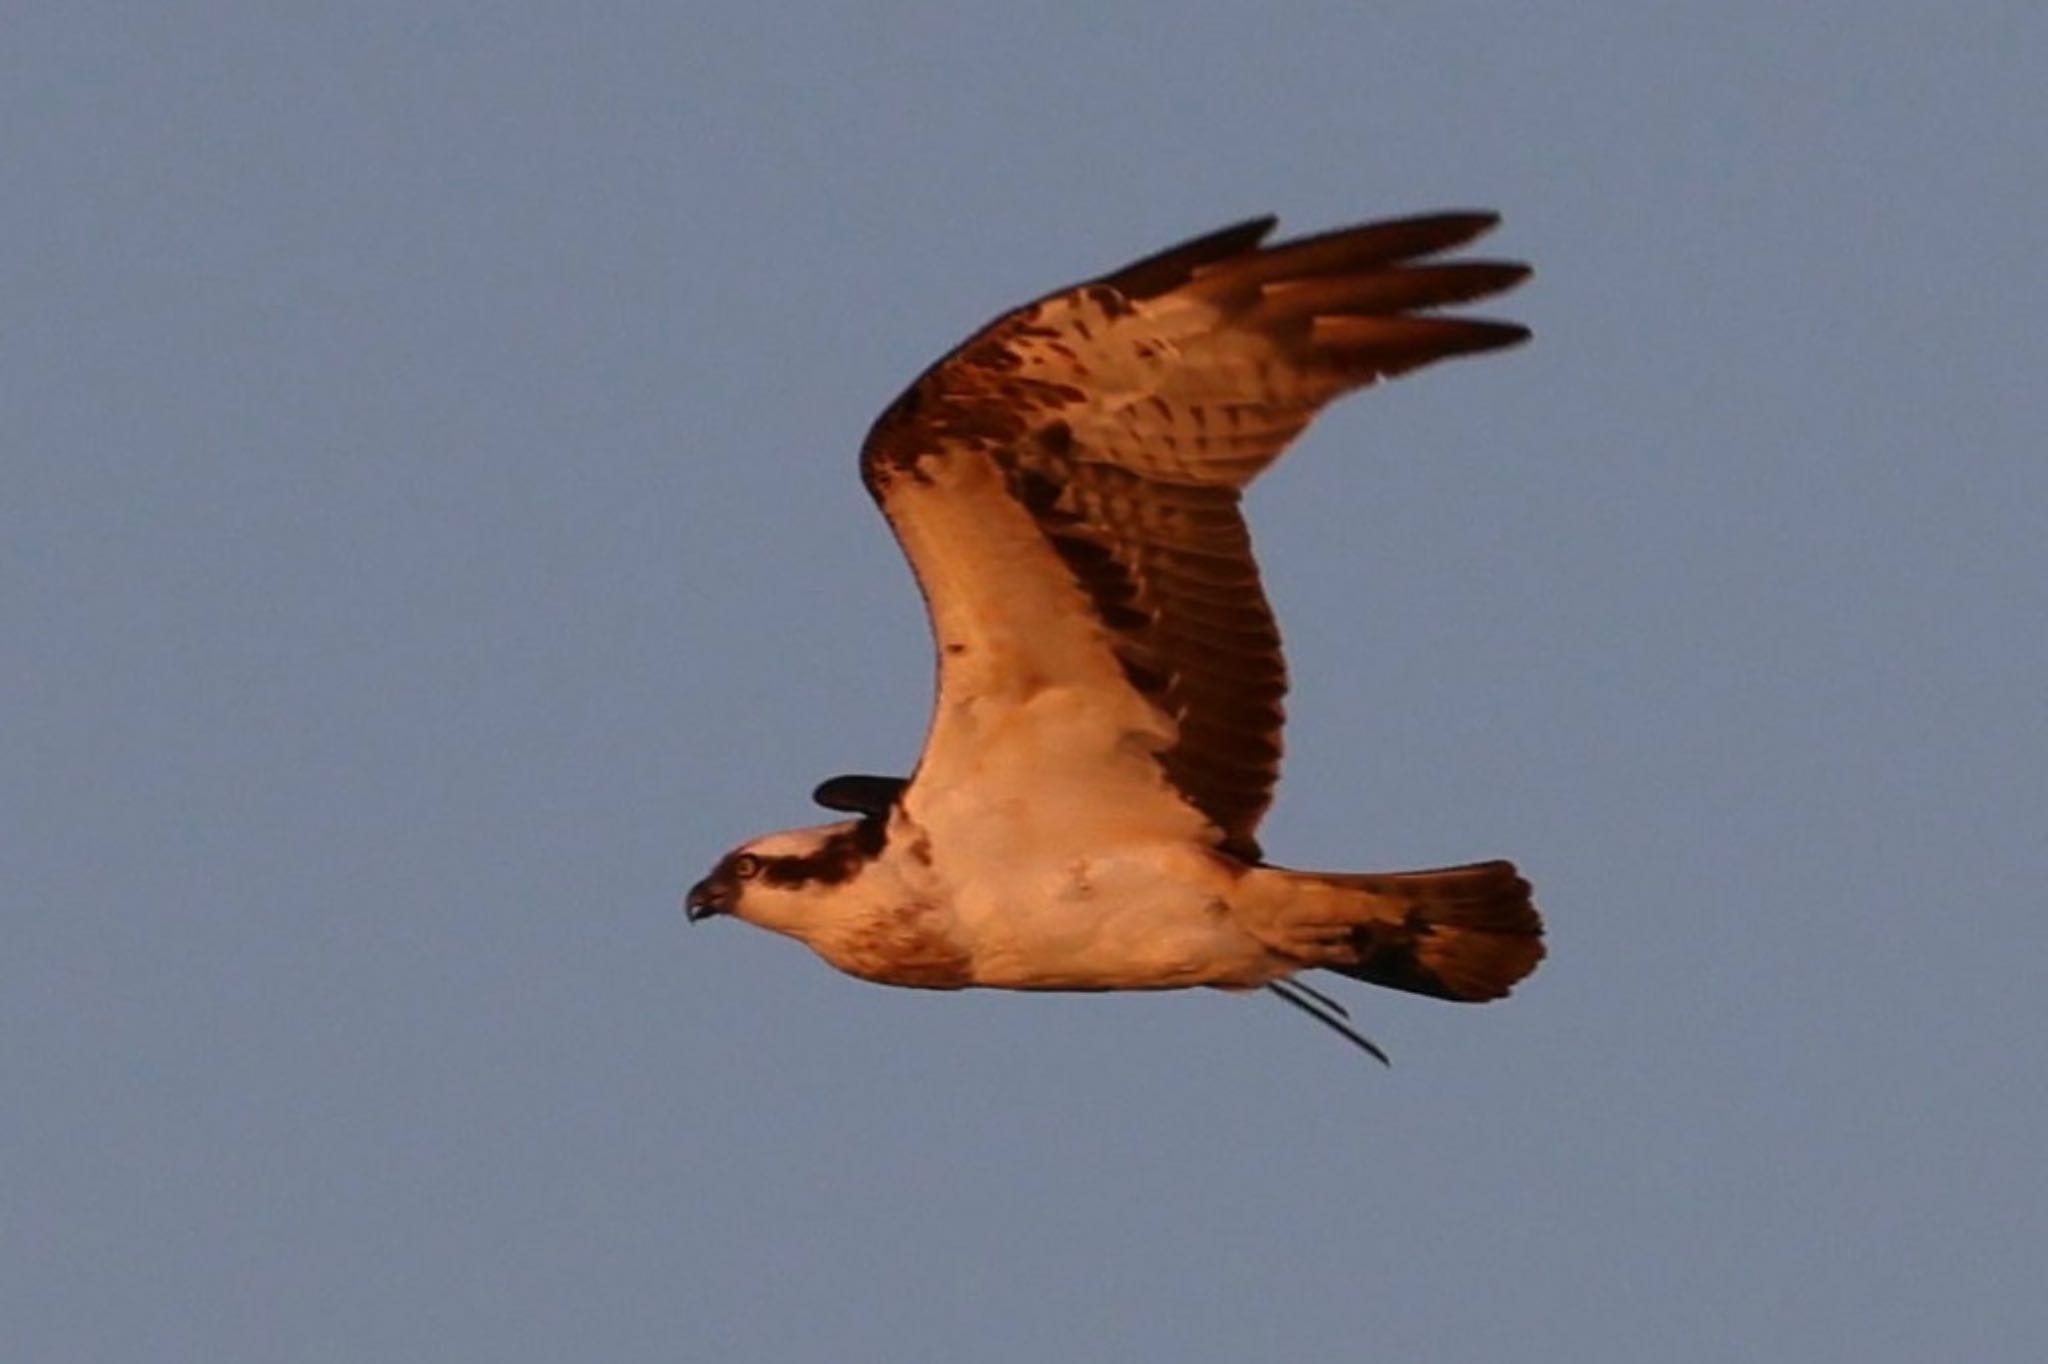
[{"x1": 1253, "y1": 859, "x2": 1544, "y2": 1002}]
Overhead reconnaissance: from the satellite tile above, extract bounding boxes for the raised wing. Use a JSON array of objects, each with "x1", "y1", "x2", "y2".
[{"x1": 860, "y1": 213, "x2": 1529, "y2": 860}]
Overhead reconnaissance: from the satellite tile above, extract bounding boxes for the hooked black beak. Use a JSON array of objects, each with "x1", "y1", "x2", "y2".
[{"x1": 685, "y1": 875, "x2": 729, "y2": 923}]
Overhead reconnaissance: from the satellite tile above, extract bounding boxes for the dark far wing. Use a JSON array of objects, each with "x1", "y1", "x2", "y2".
[{"x1": 812, "y1": 774, "x2": 908, "y2": 819}]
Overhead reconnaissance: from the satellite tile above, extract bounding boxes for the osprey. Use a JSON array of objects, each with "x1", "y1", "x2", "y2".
[{"x1": 687, "y1": 211, "x2": 1544, "y2": 1060}]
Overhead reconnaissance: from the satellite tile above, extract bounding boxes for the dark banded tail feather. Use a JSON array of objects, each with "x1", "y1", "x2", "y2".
[
  {"x1": 1315, "y1": 861, "x2": 1545, "y2": 1002},
  {"x1": 1258, "y1": 859, "x2": 1544, "y2": 1004}
]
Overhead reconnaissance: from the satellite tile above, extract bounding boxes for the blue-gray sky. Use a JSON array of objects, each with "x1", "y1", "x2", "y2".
[{"x1": 7, "y1": 4, "x2": 2044, "y2": 1360}]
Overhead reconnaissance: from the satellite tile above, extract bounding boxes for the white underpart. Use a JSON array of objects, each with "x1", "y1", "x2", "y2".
[{"x1": 900, "y1": 681, "x2": 1280, "y2": 990}]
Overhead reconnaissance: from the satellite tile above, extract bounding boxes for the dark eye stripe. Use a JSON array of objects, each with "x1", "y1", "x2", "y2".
[{"x1": 756, "y1": 821, "x2": 887, "y2": 889}]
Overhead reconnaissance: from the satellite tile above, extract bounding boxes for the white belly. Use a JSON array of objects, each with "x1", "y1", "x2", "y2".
[
  {"x1": 948, "y1": 843, "x2": 1275, "y2": 990},
  {"x1": 896, "y1": 701, "x2": 1280, "y2": 990}
]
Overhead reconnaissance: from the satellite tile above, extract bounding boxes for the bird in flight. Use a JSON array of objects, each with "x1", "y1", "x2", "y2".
[{"x1": 687, "y1": 211, "x2": 1544, "y2": 1060}]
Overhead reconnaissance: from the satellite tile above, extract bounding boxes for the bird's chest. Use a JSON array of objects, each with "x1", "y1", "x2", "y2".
[
  {"x1": 811, "y1": 898, "x2": 975, "y2": 990},
  {"x1": 810, "y1": 812, "x2": 1265, "y2": 992},
  {"x1": 779, "y1": 850, "x2": 968, "y2": 989}
]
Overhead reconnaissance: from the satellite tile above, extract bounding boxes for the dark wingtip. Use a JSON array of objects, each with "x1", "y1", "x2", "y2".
[
  {"x1": 1388, "y1": 210, "x2": 1504, "y2": 251},
  {"x1": 1459, "y1": 319, "x2": 1535, "y2": 352},
  {"x1": 1099, "y1": 215, "x2": 1280, "y2": 300}
]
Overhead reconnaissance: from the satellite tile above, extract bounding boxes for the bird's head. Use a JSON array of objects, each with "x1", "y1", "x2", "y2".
[{"x1": 685, "y1": 819, "x2": 883, "y2": 935}]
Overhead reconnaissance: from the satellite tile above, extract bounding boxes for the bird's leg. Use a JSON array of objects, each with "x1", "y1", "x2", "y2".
[{"x1": 1265, "y1": 980, "x2": 1391, "y2": 1066}]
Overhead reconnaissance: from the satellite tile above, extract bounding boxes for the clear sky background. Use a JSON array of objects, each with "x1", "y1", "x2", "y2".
[{"x1": 7, "y1": 4, "x2": 2044, "y2": 1361}]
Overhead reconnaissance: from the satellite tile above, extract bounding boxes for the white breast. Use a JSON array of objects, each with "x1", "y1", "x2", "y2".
[{"x1": 934, "y1": 839, "x2": 1272, "y2": 991}]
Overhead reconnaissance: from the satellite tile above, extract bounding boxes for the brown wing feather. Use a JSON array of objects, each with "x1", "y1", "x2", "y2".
[{"x1": 862, "y1": 213, "x2": 1529, "y2": 858}]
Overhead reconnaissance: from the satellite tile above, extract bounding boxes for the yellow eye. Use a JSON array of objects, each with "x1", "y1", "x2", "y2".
[{"x1": 730, "y1": 853, "x2": 763, "y2": 880}]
